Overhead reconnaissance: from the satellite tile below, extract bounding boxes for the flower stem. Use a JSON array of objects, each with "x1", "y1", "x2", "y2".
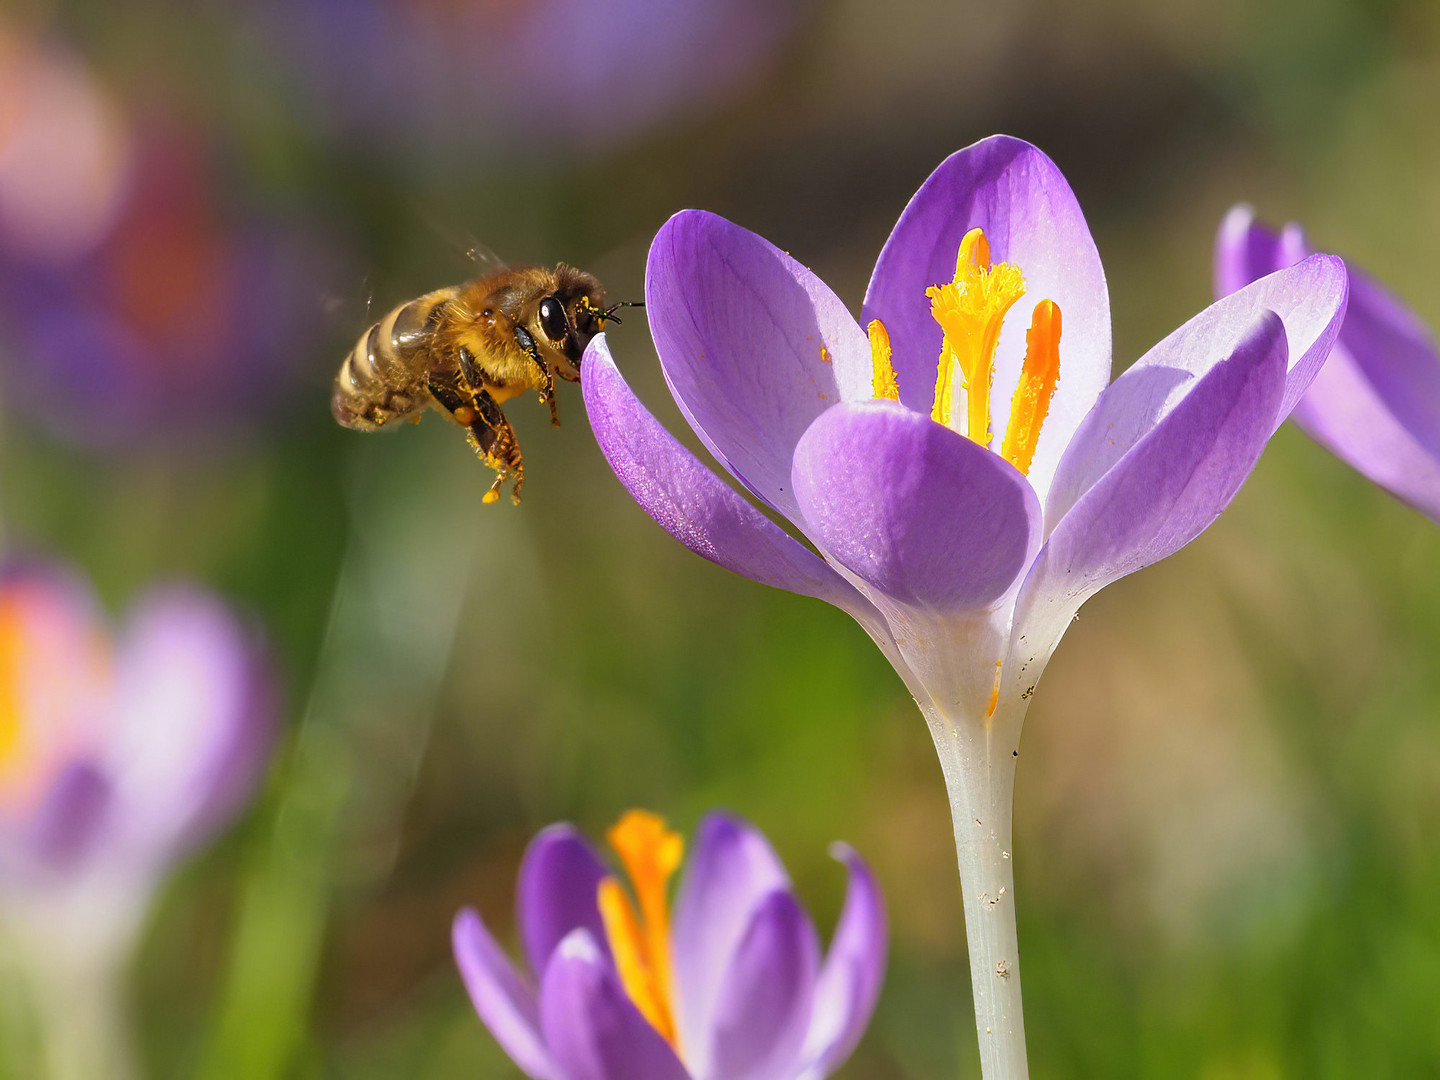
[{"x1": 927, "y1": 706, "x2": 1028, "y2": 1080}]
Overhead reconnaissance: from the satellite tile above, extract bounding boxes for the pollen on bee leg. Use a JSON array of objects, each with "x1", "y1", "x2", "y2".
[
  {"x1": 453, "y1": 405, "x2": 477, "y2": 426},
  {"x1": 868, "y1": 320, "x2": 900, "y2": 401},
  {"x1": 1000, "y1": 299, "x2": 1062, "y2": 476}
]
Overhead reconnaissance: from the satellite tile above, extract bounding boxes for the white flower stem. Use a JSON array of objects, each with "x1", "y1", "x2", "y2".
[
  {"x1": 926, "y1": 704, "x2": 1029, "y2": 1080},
  {"x1": 34, "y1": 965, "x2": 137, "y2": 1080}
]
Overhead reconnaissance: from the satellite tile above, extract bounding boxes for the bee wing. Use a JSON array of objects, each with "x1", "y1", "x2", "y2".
[{"x1": 462, "y1": 242, "x2": 509, "y2": 276}]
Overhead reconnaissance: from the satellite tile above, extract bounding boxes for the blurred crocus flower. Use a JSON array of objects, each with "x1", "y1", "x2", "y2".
[
  {"x1": 0, "y1": 564, "x2": 273, "y2": 1077},
  {"x1": 1216, "y1": 206, "x2": 1440, "y2": 524},
  {"x1": 453, "y1": 809, "x2": 885, "y2": 1080},
  {"x1": 0, "y1": 24, "x2": 132, "y2": 263},
  {"x1": 582, "y1": 135, "x2": 1348, "y2": 1076},
  {"x1": 247, "y1": 0, "x2": 807, "y2": 154},
  {"x1": 0, "y1": 33, "x2": 336, "y2": 448}
]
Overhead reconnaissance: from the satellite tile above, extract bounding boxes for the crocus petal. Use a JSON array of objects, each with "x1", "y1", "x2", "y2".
[
  {"x1": 798, "y1": 844, "x2": 887, "y2": 1076},
  {"x1": 791, "y1": 402, "x2": 1042, "y2": 610},
  {"x1": 1010, "y1": 311, "x2": 1288, "y2": 694},
  {"x1": 1046, "y1": 256, "x2": 1347, "y2": 528},
  {"x1": 106, "y1": 587, "x2": 273, "y2": 865},
  {"x1": 1217, "y1": 208, "x2": 1440, "y2": 523},
  {"x1": 1293, "y1": 279, "x2": 1440, "y2": 522},
  {"x1": 1213, "y1": 204, "x2": 1297, "y2": 299},
  {"x1": 672, "y1": 813, "x2": 791, "y2": 1058},
  {"x1": 862, "y1": 134, "x2": 1112, "y2": 506},
  {"x1": 25, "y1": 760, "x2": 111, "y2": 871},
  {"x1": 453, "y1": 908, "x2": 556, "y2": 1080},
  {"x1": 1167, "y1": 253, "x2": 1347, "y2": 438},
  {"x1": 697, "y1": 890, "x2": 820, "y2": 1080},
  {"x1": 582, "y1": 336, "x2": 885, "y2": 629},
  {"x1": 539, "y1": 930, "x2": 691, "y2": 1080},
  {"x1": 517, "y1": 823, "x2": 613, "y2": 977},
  {"x1": 645, "y1": 209, "x2": 872, "y2": 521}
]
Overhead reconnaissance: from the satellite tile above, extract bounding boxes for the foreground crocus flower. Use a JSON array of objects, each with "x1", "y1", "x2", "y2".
[
  {"x1": 0, "y1": 565, "x2": 273, "y2": 1080},
  {"x1": 1216, "y1": 206, "x2": 1440, "y2": 524},
  {"x1": 453, "y1": 810, "x2": 885, "y2": 1080},
  {"x1": 582, "y1": 136, "x2": 1348, "y2": 1077}
]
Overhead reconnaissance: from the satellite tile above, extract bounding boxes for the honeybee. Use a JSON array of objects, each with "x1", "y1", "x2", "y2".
[{"x1": 332, "y1": 264, "x2": 633, "y2": 503}]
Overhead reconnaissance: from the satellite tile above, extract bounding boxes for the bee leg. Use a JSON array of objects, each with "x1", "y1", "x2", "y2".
[
  {"x1": 427, "y1": 375, "x2": 526, "y2": 504},
  {"x1": 513, "y1": 326, "x2": 561, "y2": 427}
]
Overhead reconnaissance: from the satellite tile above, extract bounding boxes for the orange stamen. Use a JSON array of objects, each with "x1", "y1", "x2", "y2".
[
  {"x1": 597, "y1": 810, "x2": 684, "y2": 1049},
  {"x1": 999, "y1": 300, "x2": 1062, "y2": 475}
]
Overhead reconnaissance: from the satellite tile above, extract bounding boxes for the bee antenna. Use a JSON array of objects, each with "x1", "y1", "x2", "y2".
[{"x1": 599, "y1": 300, "x2": 643, "y2": 324}]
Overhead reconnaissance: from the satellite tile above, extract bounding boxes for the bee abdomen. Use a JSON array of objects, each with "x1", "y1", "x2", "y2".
[{"x1": 332, "y1": 286, "x2": 459, "y2": 430}]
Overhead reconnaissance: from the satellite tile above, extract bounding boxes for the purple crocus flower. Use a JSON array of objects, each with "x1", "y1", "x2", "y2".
[
  {"x1": 1216, "y1": 206, "x2": 1440, "y2": 524},
  {"x1": 0, "y1": 563, "x2": 273, "y2": 1076},
  {"x1": 0, "y1": 562, "x2": 273, "y2": 938},
  {"x1": 453, "y1": 809, "x2": 886, "y2": 1080},
  {"x1": 581, "y1": 135, "x2": 1348, "y2": 1076}
]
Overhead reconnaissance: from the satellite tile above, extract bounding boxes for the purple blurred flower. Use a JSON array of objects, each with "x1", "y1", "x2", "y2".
[
  {"x1": 0, "y1": 564, "x2": 274, "y2": 895},
  {"x1": 1216, "y1": 206, "x2": 1440, "y2": 524},
  {"x1": 0, "y1": 44, "x2": 336, "y2": 449},
  {"x1": 0, "y1": 26, "x2": 131, "y2": 263},
  {"x1": 246, "y1": 0, "x2": 807, "y2": 153},
  {"x1": 582, "y1": 135, "x2": 1348, "y2": 1075},
  {"x1": 453, "y1": 809, "x2": 885, "y2": 1080}
]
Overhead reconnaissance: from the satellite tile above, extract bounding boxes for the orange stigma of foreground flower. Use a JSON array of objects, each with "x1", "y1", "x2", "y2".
[
  {"x1": 597, "y1": 810, "x2": 685, "y2": 1050},
  {"x1": 865, "y1": 227, "x2": 1062, "y2": 477}
]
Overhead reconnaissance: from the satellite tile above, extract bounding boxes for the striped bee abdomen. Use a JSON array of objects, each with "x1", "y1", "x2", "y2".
[{"x1": 331, "y1": 286, "x2": 459, "y2": 430}]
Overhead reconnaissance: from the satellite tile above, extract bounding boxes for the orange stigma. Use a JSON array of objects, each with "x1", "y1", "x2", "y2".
[{"x1": 596, "y1": 810, "x2": 685, "y2": 1050}]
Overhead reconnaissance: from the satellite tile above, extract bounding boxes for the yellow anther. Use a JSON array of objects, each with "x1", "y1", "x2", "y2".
[
  {"x1": 986, "y1": 659, "x2": 1003, "y2": 719},
  {"x1": 597, "y1": 811, "x2": 685, "y2": 1050},
  {"x1": 1000, "y1": 300, "x2": 1062, "y2": 476},
  {"x1": 926, "y1": 228, "x2": 1026, "y2": 444},
  {"x1": 868, "y1": 320, "x2": 900, "y2": 401}
]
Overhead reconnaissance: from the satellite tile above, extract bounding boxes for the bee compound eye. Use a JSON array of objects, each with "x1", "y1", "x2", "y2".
[{"x1": 538, "y1": 296, "x2": 568, "y2": 342}]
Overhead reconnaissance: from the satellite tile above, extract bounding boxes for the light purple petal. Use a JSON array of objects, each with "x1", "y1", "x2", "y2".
[
  {"x1": 582, "y1": 336, "x2": 884, "y2": 627},
  {"x1": 1213, "y1": 204, "x2": 1297, "y2": 298},
  {"x1": 105, "y1": 587, "x2": 274, "y2": 864},
  {"x1": 25, "y1": 760, "x2": 111, "y2": 871},
  {"x1": 791, "y1": 402, "x2": 1042, "y2": 610},
  {"x1": 453, "y1": 908, "x2": 556, "y2": 1080},
  {"x1": 1216, "y1": 208, "x2": 1440, "y2": 523},
  {"x1": 1171, "y1": 252, "x2": 1347, "y2": 434},
  {"x1": 539, "y1": 930, "x2": 691, "y2": 1080},
  {"x1": 1047, "y1": 255, "x2": 1347, "y2": 528},
  {"x1": 862, "y1": 134, "x2": 1112, "y2": 507},
  {"x1": 798, "y1": 844, "x2": 887, "y2": 1076},
  {"x1": 698, "y1": 890, "x2": 820, "y2": 1080},
  {"x1": 517, "y1": 823, "x2": 613, "y2": 977},
  {"x1": 645, "y1": 209, "x2": 872, "y2": 521},
  {"x1": 1011, "y1": 311, "x2": 1288, "y2": 689},
  {"x1": 671, "y1": 813, "x2": 790, "y2": 1059},
  {"x1": 1293, "y1": 292, "x2": 1440, "y2": 523}
]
